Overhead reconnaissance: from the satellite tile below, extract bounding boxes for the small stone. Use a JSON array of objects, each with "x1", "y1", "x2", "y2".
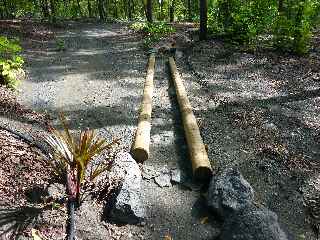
[
  {"x1": 139, "y1": 221, "x2": 146, "y2": 227},
  {"x1": 142, "y1": 165, "x2": 160, "y2": 180},
  {"x1": 46, "y1": 183, "x2": 65, "y2": 201},
  {"x1": 175, "y1": 50, "x2": 183, "y2": 59},
  {"x1": 262, "y1": 122, "x2": 278, "y2": 132},
  {"x1": 220, "y1": 206, "x2": 288, "y2": 240},
  {"x1": 312, "y1": 73, "x2": 320, "y2": 81},
  {"x1": 207, "y1": 168, "x2": 254, "y2": 218},
  {"x1": 109, "y1": 152, "x2": 145, "y2": 224},
  {"x1": 257, "y1": 161, "x2": 271, "y2": 172},
  {"x1": 155, "y1": 172, "x2": 172, "y2": 187},
  {"x1": 151, "y1": 134, "x2": 162, "y2": 144},
  {"x1": 75, "y1": 200, "x2": 111, "y2": 240},
  {"x1": 170, "y1": 168, "x2": 187, "y2": 184}
]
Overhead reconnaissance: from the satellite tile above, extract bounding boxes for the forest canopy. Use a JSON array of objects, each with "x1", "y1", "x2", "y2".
[{"x1": 1, "y1": 0, "x2": 320, "y2": 54}]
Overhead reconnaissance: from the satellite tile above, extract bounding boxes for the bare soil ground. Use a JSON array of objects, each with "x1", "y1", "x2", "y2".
[
  {"x1": 0, "y1": 20, "x2": 319, "y2": 240},
  {"x1": 180, "y1": 36, "x2": 320, "y2": 239}
]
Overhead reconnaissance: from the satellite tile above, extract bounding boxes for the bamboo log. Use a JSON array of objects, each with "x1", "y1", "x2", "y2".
[
  {"x1": 168, "y1": 57, "x2": 213, "y2": 181},
  {"x1": 131, "y1": 54, "x2": 156, "y2": 162}
]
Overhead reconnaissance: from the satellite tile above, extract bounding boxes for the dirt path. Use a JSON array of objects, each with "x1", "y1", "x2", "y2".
[
  {"x1": 4, "y1": 21, "x2": 319, "y2": 239},
  {"x1": 138, "y1": 55, "x2": 219, "y2": 239},
  {"x1": 19, "y1": 22, "x2": 146, "y2": 148},
  {"x1": 14, "y1": 22, "x2": 218, "y2": 239},
  {"x1": 179, "y1": 41, "x2": 320, "y2": 239}
]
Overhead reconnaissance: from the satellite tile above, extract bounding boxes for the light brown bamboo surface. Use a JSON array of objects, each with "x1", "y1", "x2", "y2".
[
  {"x1": 168, "y1": 57, "x2": 213, "y2": 181},
  {"x1": 131, "y1": 54, "x2": 155, "y2": 162}
]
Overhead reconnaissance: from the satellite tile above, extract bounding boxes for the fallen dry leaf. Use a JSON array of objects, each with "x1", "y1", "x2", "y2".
[
  {"x1": 164, "y1": 234, "x2": 173, "y2": 240},
  {"x1": 32, "y1": 228, "x2": 42, "y2": 240},
  {"x1": 200, "y1": 216, "x2": 209, "y2": 224}
]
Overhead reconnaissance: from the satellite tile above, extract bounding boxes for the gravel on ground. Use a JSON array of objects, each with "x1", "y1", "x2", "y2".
[{"x1": 1, "y1": 20, "x2": 319, "y2": 240}]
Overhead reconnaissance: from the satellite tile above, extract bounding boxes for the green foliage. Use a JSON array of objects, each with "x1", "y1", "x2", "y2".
[
  {"x1": 145, "y1": 22, "x2": 176, "y2": 35},
  {"x1": 3, "y1": 0, "x2": 319, "y2": 55},
  {"x1": 273, "y1": 0, "x2": 316, "y2": 55},
  {"x1": 131, "y1": 21, "x2": 175, "y2": 48},
  {"x1": 208, "y1": 0, "x2": 319, "y2": 54},
  {"x1": 56, "y1": 39, "x2": 66, "y2": 51},
  {"x1": 209, "y1": 0, "x2": 277, "y2": 43},
  {"x1": 130, "y1": 21, "x2": 175, "y2": 35},
  {"x1": 0, "y1": 36, "x2": 24, "y2": 89},
  {"x1": 130, "y1": 22, "x2": 148, "y2": 32},
  {"x1": 45, "y1": 113, "x2": 120, "y2": 203}
]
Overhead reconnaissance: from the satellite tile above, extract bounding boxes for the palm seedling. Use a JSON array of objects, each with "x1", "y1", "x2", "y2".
[{"x1": 45, "y1": 113, "x2": 119, "y2": 239}]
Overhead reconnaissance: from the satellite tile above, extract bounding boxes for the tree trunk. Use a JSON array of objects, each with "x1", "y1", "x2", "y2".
[
  {"x1": 169, "y1": 0, "x2": 174, "y2": 22},
  {"x1": 64, "y1": 0, "x2": 69, "y2": 15},
  {"x1": 141, "y1": 0, "x2": 147, "y2": 20},
  {"x1": 159, "y1": 0, "x2": 163, "y2": 20},
  {"x1": 97, "y1": 0, "x2": 105, "y2": 20},
  {"x1": 168, "y1": 57, "x2": 213, "y2": 181},
  {"x1": 66, "y1": 200, "x2": 76, "y2": 240},
  {"x1": 187, "y1": 0, "x2": 191, "y2": 21},
  {"x1": 199, "y1": 0, "x2": 207, "y2": 40},
  {"x1": 87, "y1": 0, "x2": 92, "y2": 17},
  {"x1": 278, "y1": 0, "x2": 284, "y2": 13},
  {"x1": 293, "y1": 1, "x2": 306, "y2": 54},
  {"x1": 49, "y1": 0, "x2": 56, "y2": 22},
  {"x1": 146, "y1": 0, "x2": 152, "y2": 22},
  {"x1": 0, "y1": 0, "x2": 5, "y2": 19},
  {"x1": 1, "y1": 0, "x2": 9, "y2": 18},
  {"x1": 105, "y1": 0, "x2": 108, "y2": 19},
  {"x1": 77, "y1": 0, "x2": 83, "y2": 17},
  {"x1": 123, "y1": 0, "x2": 127, "y2": 19},
  {"x1": 131, "y1": 0, "x2": 134, "y2": 17},
  {"x1": 113, "y1": 0, "x2": 118, "y2": 18},
  {"x1": 131, "y1": 54, "x2": 155, "y2": 162},
  {"x1": 6, "y1": 0, "x2": 15, "y2": 18},
  {"x1": 128, "y1": 0, "x2": 132, "y2": 20}
]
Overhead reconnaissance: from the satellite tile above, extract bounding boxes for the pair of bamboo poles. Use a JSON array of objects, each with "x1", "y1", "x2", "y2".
[{"x1": 131, "y1": 54, "x2": 213, "y2": 182}]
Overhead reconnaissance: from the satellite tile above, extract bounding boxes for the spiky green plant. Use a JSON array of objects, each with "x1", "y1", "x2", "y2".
[{"x1": 45, "y1": 113, "x2": 119, "y2": 203}]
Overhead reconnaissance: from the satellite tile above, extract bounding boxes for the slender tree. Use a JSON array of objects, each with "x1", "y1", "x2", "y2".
[
  {"x1": 127, "y1": 0, "x2": 134, "y2": 20},
  {"x1": 169, "y1": 0, "x2": 174, "y2": 22},
  {"x1": 87, "y1": 0, "x2": 92, "y2": 17},
  {"x1": 187, "y1": 0, "x2": 191, "y2": 21},
  {"x1": 146, "y1": 0, "x2": 152, "y2": 22},
  {"x1": 113, "y1": 0, "x2": 118, "y2": 18},
  {"x1": 77, "y1": 0, "x2": 83, "y2": 16},
  {"x1": 278, "y1": 0, "x2": 284, "y2": 13},
  {"x1": 49, "y1": 0, "x2": 56, "y2": 22},
  {"x1": 159, "y1": 0, "x2": 163, "y2": 20},
  {"x1": 293, "y1": 0, "x2": 306, "y2": 54},
  {"x1": 97, "y1": 0, "x2": 105, "y2": 20},
  {"x1": 1, "y1": 0, "x2": 9, "y2": 19},
  {"x1": 199, "y1": 0, "x2": 207, "y2": 40}
]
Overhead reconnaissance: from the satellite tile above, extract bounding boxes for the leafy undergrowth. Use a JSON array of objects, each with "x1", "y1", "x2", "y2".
[
  {"x1": 130, "y1": 22, "x2": 176, "y2": 49},
  {"x1": 0, "y1": 36, "x2": 25, "y2": 89}
]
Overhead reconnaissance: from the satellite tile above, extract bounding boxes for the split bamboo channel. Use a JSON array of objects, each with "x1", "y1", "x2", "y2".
[
  {"x1": 131, "y1": 54, "x2": 155, "y2": 162},
  {"x1": 168, "y1": 57, "x2": 213, "y2": 181}
]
